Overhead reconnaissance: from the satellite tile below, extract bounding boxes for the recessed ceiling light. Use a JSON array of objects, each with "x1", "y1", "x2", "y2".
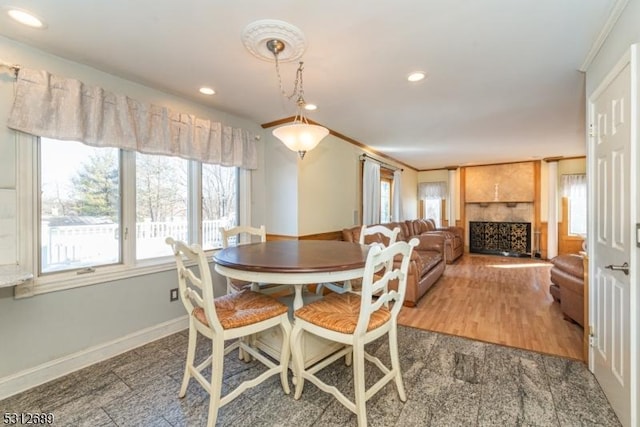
[
  {"x1": 304, "y1": 103, "x2": 317, "y2": 111},
  {"x1": 6, "y1": 8, "x2": 45, "y2": 28},
  {"x1": 407, "y1": 71, "x2": 426, "y2": 82},
  {"x1": 199, "y1": 87, "x2": 215, "y2": 95}
]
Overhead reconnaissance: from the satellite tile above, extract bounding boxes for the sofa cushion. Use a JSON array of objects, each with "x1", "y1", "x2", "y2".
[
  {"x1": 405, "y1": 219, "x2": 435, "y2": 235},
  {"x1": 418, "y1": 251, "x2": 443, "y2": 272}
]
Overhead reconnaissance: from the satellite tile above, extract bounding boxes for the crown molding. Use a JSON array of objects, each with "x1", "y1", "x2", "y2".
[
  {"x1": 261, "y1": 117, "x2": 417, "y2": 171},
  {"x1": 580, "y1": 0, "x2": 629, "y2": 72}
]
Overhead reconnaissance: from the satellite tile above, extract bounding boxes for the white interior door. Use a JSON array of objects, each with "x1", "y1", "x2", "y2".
[{"x1": 588, "y1": 46, "x2": 637, "y2": 427}]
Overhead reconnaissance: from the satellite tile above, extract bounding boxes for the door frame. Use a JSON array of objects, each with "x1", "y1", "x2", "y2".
[{"x1": 587, "y1": 44, "x2": 638, "y2": 427}]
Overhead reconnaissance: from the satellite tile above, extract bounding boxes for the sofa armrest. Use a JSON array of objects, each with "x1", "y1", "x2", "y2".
[
  {"x1": 412, "y1": 233, "x2": 445, "y2": 253},
  {"x1": 437, "y1": 226, "x2": 464, "y2": 240}
]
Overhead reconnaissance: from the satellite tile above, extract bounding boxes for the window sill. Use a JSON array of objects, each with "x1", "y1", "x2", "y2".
[{"x1": 16, "y1": 250, "x2": 220, "y2": 298}]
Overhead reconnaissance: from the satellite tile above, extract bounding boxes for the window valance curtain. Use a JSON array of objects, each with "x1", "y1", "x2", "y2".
[
  {"x1": 7, "y1": 68, "x2": 258, "y2": 170},
  {"x1": 418, "y1": 181, "x2": 447, "y2": 199},
  {"x1": 561, "y1": 174, "x2": 586, "y2": 199}
]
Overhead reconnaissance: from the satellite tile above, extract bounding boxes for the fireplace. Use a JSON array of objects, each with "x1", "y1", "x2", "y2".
[{"x1": 469, "y1": 221, "x2": 531, "y2": 258}]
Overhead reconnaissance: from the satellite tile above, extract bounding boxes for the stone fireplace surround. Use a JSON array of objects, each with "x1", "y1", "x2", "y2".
[
  {"x1": 463, "y1": 161, "x2": 537, "y2": 258},
  {"x1": 465, "y1": 202, "x2": 535, "y2": 257}
]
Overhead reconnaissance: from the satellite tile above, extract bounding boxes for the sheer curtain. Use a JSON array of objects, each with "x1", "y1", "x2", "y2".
[
  {"x1": 392, "y1": 169, "x2": 403, "y2": 222},
  {"x1": 561, "y1": 174, "x2": 587, "y2": 236},
  {"x1": 362, "y1": 159, "x2": 381, "y2": 225},
  {"x1": 7, "y1": 68, "x2": 257, "y2": 169},
  {"x1": 418, "y1": 181, "x2": 448, "y2": 199}
]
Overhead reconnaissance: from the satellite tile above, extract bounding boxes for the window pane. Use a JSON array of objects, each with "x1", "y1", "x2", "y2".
[
  {"x1": 40, "y1": 139, "x2": 121, "y2": 273},
  {"x1": 424, "y1": 198, "x2": 442, "y2": 227},
  {"x1": 202, "y1": 164, "x2": 238, "y2": 250},
  {"x1": 380, "y1": 180, "x2": 391, "y2": 223},
  {"x1": 569, "y1": 196, "x2": 587, "y2": 236},
  {"x1": 136, "y1": 153, "x2": 188, "y2": 259}
]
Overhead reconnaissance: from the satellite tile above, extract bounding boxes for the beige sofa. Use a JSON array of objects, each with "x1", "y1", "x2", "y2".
[
  {"x1": 405, "y1": 219, "x2": 464, "y2": 264},
  {"x1": 342, "y1": 222, "x2": 445, "y2": 307}
]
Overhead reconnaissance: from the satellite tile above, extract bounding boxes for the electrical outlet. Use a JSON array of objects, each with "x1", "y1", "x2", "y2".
[{"x1": 170, "y1": 288, "x2": 179, "y2": 302}]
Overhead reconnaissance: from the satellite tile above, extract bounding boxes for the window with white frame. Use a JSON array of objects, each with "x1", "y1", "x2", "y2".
[
  {"x1": 561, "y1": 174, "x2": 587, "y2": 236},
  {"x1": 40, "y1": 139, "x2": 121, "y2": 273},
  {"x1": 37, "y1": 137, "x2": 238, "y2": 277},
  {"x1": 9, "y1": 69, "x2": 257, "y2": 295}
]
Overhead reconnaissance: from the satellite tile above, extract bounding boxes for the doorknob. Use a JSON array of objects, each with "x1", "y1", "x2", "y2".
[{"x1": 605, "y1": 262, "x2": 629, "y2": 276}]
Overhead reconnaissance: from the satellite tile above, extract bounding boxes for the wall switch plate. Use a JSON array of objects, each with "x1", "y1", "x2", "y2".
[{"x1": 170, "y1": 288, "x2": 179, "y2": 301}]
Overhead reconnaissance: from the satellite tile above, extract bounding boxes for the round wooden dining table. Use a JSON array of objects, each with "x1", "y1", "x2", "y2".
[
  {"x1": 213, "y1": 240, "x2": 370, "y2": 310},
  {"x1": 214, "y1": 240, "x2": 370, "y2": 367}
]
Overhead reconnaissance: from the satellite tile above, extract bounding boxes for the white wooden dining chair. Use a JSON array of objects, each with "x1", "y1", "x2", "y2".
[
  {"x1": 317, "y1": 224, "x2": 400, "y2": 295},
  {"x1": 220, "y1": 225, "x2": 292, "y2": 296},
  {"x1": 290, "y1": 238, "x2": 418, "y2": 427},
  {"x1": 166, "y1": 237, "x2": 292, "y2": 427}
]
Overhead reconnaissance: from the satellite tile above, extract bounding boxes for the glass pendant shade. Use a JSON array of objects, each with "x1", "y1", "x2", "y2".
[{"x1": 272, "y1": 123, "x2": 329, "y2": 158}]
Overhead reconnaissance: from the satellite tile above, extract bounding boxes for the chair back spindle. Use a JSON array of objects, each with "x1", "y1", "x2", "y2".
[{"x1": 166, "y1": 237, "x2": 223, "y2": 334}]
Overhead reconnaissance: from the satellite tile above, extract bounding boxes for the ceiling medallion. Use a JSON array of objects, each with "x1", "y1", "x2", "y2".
[{"x1": 241, "y1": 19, "x2": 306, "y2": 62}]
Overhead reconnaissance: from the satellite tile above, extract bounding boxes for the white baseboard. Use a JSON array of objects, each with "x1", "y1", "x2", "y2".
[{"x1": 0, "y1": 315, "x2": 189, "y2": 401}]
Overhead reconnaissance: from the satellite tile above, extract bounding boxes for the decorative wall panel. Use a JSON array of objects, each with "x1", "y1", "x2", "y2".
[{"x1": 465, "y1": 162, "x2": 535, "y2": 202}]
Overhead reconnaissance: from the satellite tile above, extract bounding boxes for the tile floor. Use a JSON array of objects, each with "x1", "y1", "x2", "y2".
[{"x1": 0, "y1": 326, "x2": 621, "y2": 426}]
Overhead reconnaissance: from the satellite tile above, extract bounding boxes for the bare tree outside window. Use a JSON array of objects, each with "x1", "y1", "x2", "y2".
[
  {"x1": 136, "y1": 153, "x2": 189, "y2": 259},
  {"x1": 202, "y1": 164, "x2": 238, "y2": 249}
]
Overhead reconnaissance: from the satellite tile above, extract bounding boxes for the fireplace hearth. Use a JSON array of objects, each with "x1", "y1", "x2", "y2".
[{"x1": 469, "y1": 221, "x2": 531, "y2": 258}]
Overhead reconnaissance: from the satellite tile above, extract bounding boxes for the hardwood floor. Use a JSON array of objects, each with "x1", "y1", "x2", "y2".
[{"x1": 398, "y1": 253, "x2": 584, "y2": 360}]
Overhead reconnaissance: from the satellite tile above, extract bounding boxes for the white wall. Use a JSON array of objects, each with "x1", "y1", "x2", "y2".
[
  {"x1": 264, "y1": 135, "x2": 299, "y2": 236},
  {"x1": 401, "y1": 167, "x2": 419, "y2": 220},
  {"x1": 417, "y1": 170, "x2": 449, "y2": 183},
  {"x1": 266, "y1": 130, "x2": 419, "y2": 236},
  {"x1": 297, "y1": 134, "x2": 361, "y2": 235},
  {"x1": 0, "y1": 36, "x2": 268, "y2": 381}
]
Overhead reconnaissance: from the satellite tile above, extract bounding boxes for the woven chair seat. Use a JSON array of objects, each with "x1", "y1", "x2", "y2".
[
  {"x1": 294, "y1": 293, "x2": 390, "y2": 334},
  {"x1": 193, "y1": 290, "x2": 288, "y2": 329}
]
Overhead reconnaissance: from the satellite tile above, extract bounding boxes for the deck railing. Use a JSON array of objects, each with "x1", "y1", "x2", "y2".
[{"x1": 41, "y1": 219, "x2": 234, "y2": 271}]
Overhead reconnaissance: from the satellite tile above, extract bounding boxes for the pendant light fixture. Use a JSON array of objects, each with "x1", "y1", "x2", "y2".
[
  {"x1": 266, "y1": 40, "x2": 329, "y2": 159},
  {"x1": 242, "y1": 20, "x2": 329, "y2": 159}
]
